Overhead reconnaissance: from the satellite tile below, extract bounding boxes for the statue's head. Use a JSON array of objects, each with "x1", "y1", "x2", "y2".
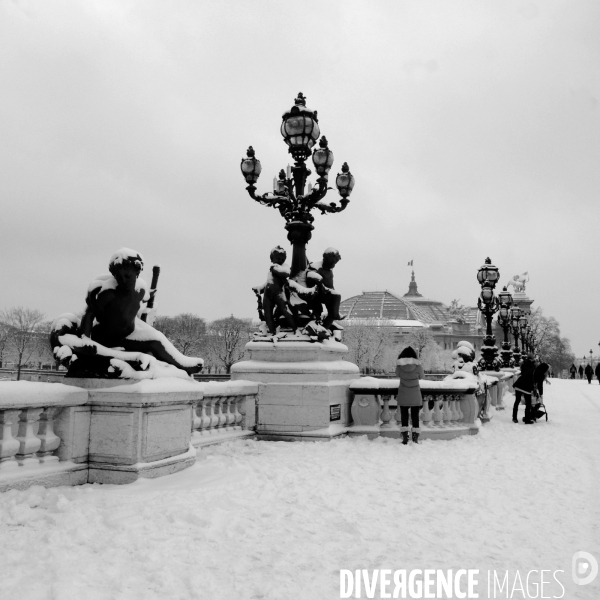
[
  {"x1": 322, "y1": 247, "x2": 341, "y2": 268},
  {"x1": 270, "y1": 245, "x2": 287, "y2": 265},
  {"x1": 109, "y1": 248, "x2": 144, "y2": 289}
]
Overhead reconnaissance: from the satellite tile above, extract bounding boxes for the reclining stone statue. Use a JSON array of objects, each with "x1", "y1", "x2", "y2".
[{"x1": 50, "y1": 248, "x2": 204, "y2": 379}]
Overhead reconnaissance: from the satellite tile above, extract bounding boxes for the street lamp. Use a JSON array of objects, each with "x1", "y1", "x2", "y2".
[
  {"x1": 241, "y1": 93, "x2": 355, "y2": 336},
  {"x1": 520, "y1": 314, "x2": 529, "y2": 355},
  {"x1": 497, "y1": 286, "x2": 514, "y2": 367},
  {"x1": 589, "y1": 349, "x2": 593, "y2": 367},
  {"x1": 477, "y1": 258, "x2": 501, "y2": 371},
  {"x1": 241, "y1": 93, "x2": 354, "y2": 278},
  {"x1": 510, "y1": 306, "x2": 522, "y2": 366}
]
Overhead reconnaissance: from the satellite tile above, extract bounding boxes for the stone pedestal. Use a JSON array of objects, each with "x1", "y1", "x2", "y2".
[
  {"x1": 230, "y1": 339, "x2": 359, "y2": 441},
  {"x1": 68, "y1": 378, "x2": 202, "y2": 484}
]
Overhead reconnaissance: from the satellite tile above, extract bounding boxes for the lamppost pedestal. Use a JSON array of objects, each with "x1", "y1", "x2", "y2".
[{"x1": 230, "y1": 339, "x2": 359, "y2": 441}]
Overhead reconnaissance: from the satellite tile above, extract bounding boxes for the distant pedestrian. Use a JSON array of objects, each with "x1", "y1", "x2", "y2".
[
  {"x1": 579, "y1": 364, "x2": 584, "y2": 379},
  {"x1": 569, "y1": 364, "x2": 577, "y2": 379},
  {"x1": 585, "y1": 363, "x2": 594, "y2": 384},
  {"x1": 395, "y1": 346, "x2": 424, "y2": 445},
  {"x1": 595, "y1": 363, "x2": 600, "y2": 385},
  {"x1": 513, "y1": 354, "x2": 536, "y2": 424}
]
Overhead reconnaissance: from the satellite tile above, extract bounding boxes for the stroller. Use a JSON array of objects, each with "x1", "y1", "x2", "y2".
[{"x1": 532, "y1": 390, "x2": 548, "y2": 422}]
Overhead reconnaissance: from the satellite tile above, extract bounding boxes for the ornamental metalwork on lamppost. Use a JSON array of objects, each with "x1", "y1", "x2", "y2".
[
  {"x1": 241, "y1": 93, "x2": 355, "y2": 340},
  {"x1": 519, "y1": 313, "x2": 529, "y2": 356},
  {"x1": 477, "y1": 258, "x2": 501, "y2": 371},
  {"x1": 510, "y1": 306, "x2": 522, "y2": 366},
  {"x1": 497, "y1": 286, "x2": 514, "y2": 367}
]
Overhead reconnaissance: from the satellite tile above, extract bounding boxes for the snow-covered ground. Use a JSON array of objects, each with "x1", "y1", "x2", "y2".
[{"x1": 1, "y1": 379, "x2": 599, "y2": 600}]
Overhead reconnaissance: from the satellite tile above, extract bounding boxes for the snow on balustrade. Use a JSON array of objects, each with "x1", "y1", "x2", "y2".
[
  {"x1": 347, "y1": 377, "x2": 481, "y2": 440},
  {"x1": 0, "y1": 382, "x2": 89, "y2": 491}
]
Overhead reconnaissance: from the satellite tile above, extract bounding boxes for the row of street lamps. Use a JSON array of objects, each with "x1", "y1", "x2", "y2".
[{"x1": 476, "y1": 258, "x2": 536, "y2": 371}]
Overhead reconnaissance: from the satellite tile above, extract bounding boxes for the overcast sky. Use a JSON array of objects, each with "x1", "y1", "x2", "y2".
[{"x1": 1, "y1": 0, "x2": 599, "y2": 357}]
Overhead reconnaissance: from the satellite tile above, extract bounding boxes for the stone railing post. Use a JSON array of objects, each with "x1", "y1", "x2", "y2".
[
  {"x1": 36, "y1": 407, "x2": 62, "y2": 464},
  {"x1": 380, "y1": 395, "x2": 392, "y2": 428},
  {"x1": 15, "y1": 407, "x2": 43, "y2": 466},
  {"x1": 421, "y1": 396, "x2": 433, "y2": 427},
  {"x1": 0, "y1": 409, "x2": 21, "y2": 471}
]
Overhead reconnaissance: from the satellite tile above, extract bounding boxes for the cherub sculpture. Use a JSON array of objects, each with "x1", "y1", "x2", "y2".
[
  {"x1": 506, "y1": 272, "x2": 529, "y2": 293},
  {"x1": 253, "y1": 246, "x2": 345, "y2": 341},
  {"x1": 50, "y1": 248, "x2": 204, "y2": 379},
  {"x1": 306, "y1": 247, "x2": 344, "y2": 331},
  {"x1": 253, "y1": 246, "x2": 297, "y2": 336}
]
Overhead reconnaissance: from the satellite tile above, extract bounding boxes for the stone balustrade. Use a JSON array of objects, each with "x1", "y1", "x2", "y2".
[
  {"x1": 0, "y1": 381, "x2": 89, "y2": 491},
  {"x1": 480, "y1": 370, "x2": 515, "y2": 416},
  {"x1": 347, "y1": 377, "x2": 480, "y2": 440},
  {"x1": 191, "y1": 381, "x2": 257, "y2": 448},
  {"x1": 0, "y1": 378, "x2": 259, "y2": 491}
]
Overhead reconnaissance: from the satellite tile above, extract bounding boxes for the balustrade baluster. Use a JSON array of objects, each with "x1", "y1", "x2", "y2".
[
  {"x1": 380, "y1": 395, "x2": 392, "y2": 428},
  {"x1": 36, "y1": 407, "x2": 61, "y2": 463},
  {"x1": 15, "y1": 408, "x2": 43, "y2": 466},
  {"x1": 225, "y1": 397, "x2": 236, "y2": 429},
  {"x1": 0, "y1": 409, "x2": 21, "y2": 471},
  {"x1": 442, "y1": 395, "x2": 453, "y2": 426},
  {"x1": 454, "y1": 394, "x2": 464, "y2": 423},
  {"x1": 431, "y1": 396, "x2": 444, "y2": 427},
  {"x1": 421, "y1": 395, "x2": 432, "y2": 427},
  {"x1": 215, "y1": 398, "x2": 226, "y2": 429},
  {"x1": 199, "y1": 398, "x2": 211, "y2": 433},
  {"x1": 208, "y1": 398, "x2": 220, "y2": 431},
  {"x1": 232, "y1": 396, "x2": 243, "y2": 429}
]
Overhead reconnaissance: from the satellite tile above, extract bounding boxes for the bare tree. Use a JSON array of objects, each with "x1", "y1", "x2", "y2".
[
  {"x1": 406, "y1": 328, "x2": 435, "y2": 357},
  {"x1": 154, "y1": 313, "x2": 206, "y2": 357},
  {"x1": 0, "y1": 307, "x2": 46, "y2": 380},
  {"x1": 0, "y1": 321, "x2": 9, "y2": 369},
  {"x1": 342, "y1": 319, "x2": 396, "y2": 373},
  {"x1": 205, "y1": 316, "x2": 252, "y2": 374}
]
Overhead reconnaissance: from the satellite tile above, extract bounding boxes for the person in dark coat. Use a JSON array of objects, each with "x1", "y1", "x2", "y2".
[
  {"x1": 513, "y1": 354, "x2": 536, "y2": 424},
  {"x1": 395, "y1": 346, "x2": 425, "y2": 445},
  {"x1": 578, "y1": 364, "x2": 584, "y2": 379},
  {"x1": 595, "y1": 363, "x2": 600, "y2": 384},
  {"x1": 585, "y1": 363, "x2": 594, "y2": 384},
  {"x1": 569, "y1": 364, "x2": 577, "y2": 379}
]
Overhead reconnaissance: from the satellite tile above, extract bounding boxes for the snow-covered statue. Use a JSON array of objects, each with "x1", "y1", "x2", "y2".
[
  {"x1": 306, "y1": 247, "x2": 344, "y2": 332},
  {"x1": 506, "y1": 272, "x2": 529, "y2": 293},
  {"x1": 50, "y1": 248, "x2": 204, "y2": 379},
  {"x1": 445, "y1": 341, "x2": 485, "y2": 394},
  {"x1": 253, "y1": 246, "x2": 345, "y2": 341}
]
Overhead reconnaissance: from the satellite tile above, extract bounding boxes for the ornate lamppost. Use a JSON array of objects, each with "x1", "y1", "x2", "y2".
[
  {"x1": 240, "y1": 93, "x2": 355, "y2": 338},
  {"x1": 519, "y1": 313, "x2": 529, "y2": 356},
  {"x1": 510, "y1": 307, "x2": 522, "y2": 366},
  {"x1": 477, "y1": 258, "x2": 501, "y2": 370},
  {"x1": 241, "y1": 93, "x2": 354, "y2": 282},
  {"x1": 497, "y1": 286, "x2": 513, "y2": 367}
]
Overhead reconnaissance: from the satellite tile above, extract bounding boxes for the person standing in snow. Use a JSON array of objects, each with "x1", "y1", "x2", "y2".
[
  {"x1": 569, "y1": 364, "x2": 577, "y2": 379},
  {"x1": 578, "y1": 364, "x2": 584, "y2": 379},
  {"x1": 513, "y1": 354, "x2": 536, "y2": 424},
  {"x1": 585, "y1": 363, "x2": 594, "y2": 384},
  {"x1": 395, "y1": 346, "x2": 424, "y2": 445},
  {"x1": 595, "y1": 363, "x2": 600, "y2": 384}
]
